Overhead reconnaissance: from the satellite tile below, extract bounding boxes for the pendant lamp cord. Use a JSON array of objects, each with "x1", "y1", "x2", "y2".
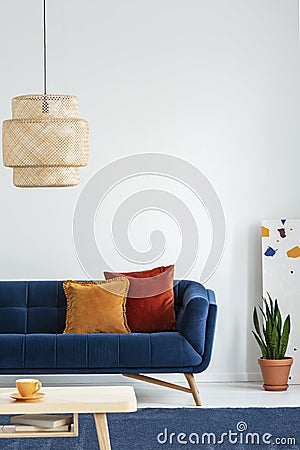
[
  {"x1": 43, "y1": 0, "x2": 47, "y2": 95},
  {"x1": 42, "y1": 0, "x2": 49, "y2": 113}
]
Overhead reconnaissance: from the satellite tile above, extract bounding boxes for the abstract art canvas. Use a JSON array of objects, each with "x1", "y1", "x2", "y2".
[{"x1": 262, "y1": 219, "x2": 300, "y2": 383}]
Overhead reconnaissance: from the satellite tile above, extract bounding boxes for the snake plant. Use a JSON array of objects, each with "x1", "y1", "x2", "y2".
[{"x1": 252, "y1": 293, "x2": 291, "y2": 360}]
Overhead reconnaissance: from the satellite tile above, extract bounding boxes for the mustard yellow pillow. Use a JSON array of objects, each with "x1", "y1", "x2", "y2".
[{"x1": 63, "y1": 278, "x2": 131, "y2": 334}]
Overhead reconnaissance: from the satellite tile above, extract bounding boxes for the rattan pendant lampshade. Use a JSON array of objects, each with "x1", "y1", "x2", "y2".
[
  {"x1": 2, "y1": 1, "x2": 89, "y2": 187},
  {"x1": 3, "y1": 95, "x2": 89, "y2": 187}
]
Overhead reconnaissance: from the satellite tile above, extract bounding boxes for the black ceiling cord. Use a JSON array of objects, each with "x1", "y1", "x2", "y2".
[
  {"x1": 42, "y1": 0, "x2": 49, "y2": 113},
  {"x1": 43, "y1": 0, "x2": 47, "y2": 95}
]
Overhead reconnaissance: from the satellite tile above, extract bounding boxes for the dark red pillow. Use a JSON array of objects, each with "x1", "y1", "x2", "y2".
[{"x1": 104, "y1": 265, "x2": 176, "y2": 332}]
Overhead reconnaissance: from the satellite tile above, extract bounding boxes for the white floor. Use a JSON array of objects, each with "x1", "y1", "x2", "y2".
[
  {"x1": 126, "y1": 380, "x2": 300, "y2": 408},
  {"x1": 1, "y1": 375, "x2": 299, "y2": 408}
]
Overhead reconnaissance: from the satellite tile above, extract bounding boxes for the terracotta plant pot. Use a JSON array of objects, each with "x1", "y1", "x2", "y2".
[{"x1": 258, "y1": 357, "x2": 293, "y2": 391}]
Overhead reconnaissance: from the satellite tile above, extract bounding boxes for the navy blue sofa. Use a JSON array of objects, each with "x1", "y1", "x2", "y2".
[{"x1": 0, "y1": 280, "x2": 217, "y2": 405}]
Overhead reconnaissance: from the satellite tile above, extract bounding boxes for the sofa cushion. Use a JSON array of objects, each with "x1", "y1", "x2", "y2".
[
  {"x1": 0, "y1": 281, "x2": 67, "y2": 334},
  {"x1": 104, "y1": 265, "x2": 176, "y2": 333},
  {"x1": 0, "y1": 332, "x2": 201, "y2": 370},
  {"x1": 63, "y1": 279, "x2": 131, "y2": 334},
  {"x1": 0, "y1": 334, "x2": 25, "y2": 368}
]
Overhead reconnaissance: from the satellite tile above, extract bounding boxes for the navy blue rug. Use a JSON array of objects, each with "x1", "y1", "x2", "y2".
[{"x1": 0, "y1": 407, "x2": 299, "y2": 450}]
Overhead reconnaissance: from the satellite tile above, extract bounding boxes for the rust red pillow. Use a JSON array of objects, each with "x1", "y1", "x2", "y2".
[{"x1": 104, "y1": 265, "x2": 176, "y2": 332}]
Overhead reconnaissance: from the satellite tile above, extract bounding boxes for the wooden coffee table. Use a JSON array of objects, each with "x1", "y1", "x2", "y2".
[{"x1": 0, "y1": 386, "x2": 137, "y2": 450}]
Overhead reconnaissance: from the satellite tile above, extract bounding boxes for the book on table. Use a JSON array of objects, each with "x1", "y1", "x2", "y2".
[{"x1": 10, "y1": 414, "x2": 73, "y2": 428}]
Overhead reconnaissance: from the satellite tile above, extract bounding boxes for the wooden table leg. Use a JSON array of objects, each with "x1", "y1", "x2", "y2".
[
  {"x1": 94, "y1": 413, "x2": 111, "y2": 450},
  {"x1": 73, "y1": 413, "x2": 79, "y2": 436}
]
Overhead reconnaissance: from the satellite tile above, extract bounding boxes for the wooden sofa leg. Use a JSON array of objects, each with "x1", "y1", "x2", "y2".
[
  {"x1": 184, "y1": 374, "x2": 202, "y2": 406},
  {"x1": 123, "y1": 373, "x2": 202, "y2": 406}
]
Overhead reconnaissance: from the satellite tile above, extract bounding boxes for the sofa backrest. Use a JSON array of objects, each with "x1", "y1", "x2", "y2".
[
  {"x1": 0, "y1": 280, "x2": 184, "y2": 334},
  {"x1": 0, "y1": 281, "x2": 67, "y2": 334}
]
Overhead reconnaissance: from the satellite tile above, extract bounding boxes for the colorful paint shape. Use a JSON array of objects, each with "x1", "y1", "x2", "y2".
[
  {"x1": 261, "y1": 226, "x2": 270, "y2": 237},
  {"x1": 287, "y1": 246, "x2": 300, "y2": 258},
  {"x1": 277, "y1": 228, "x2": 286, "y2": 238},
  {"x1": 281, "y1": 219, "x2": 286, "y2": 225},
  {"x1": 264, "y1": 246, "x2": 278, "y2": 257}
]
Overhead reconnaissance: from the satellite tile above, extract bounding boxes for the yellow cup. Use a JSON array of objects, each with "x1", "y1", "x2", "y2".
[{"x1": 16, "y1": 378, "x2": 42, "y2": 397}]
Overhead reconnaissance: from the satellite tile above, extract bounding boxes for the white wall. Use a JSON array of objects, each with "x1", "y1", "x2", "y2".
[{"x1": 0, "y1": 0, "x2": 299, "y2": 382}]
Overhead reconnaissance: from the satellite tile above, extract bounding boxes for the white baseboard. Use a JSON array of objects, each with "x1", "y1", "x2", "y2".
[{"x1": 0, "y1": 372, "x2": 264, "y2": 387}]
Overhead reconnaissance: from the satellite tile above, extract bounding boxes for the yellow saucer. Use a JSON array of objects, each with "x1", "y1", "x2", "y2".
[{"x1": 10, "y1": 392, "x2": 45, "y2": 401}]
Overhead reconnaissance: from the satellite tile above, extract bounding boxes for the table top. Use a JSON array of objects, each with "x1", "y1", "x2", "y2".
[{"x1": 0, "y1": 386, "x2": 137, "y2": 414}]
